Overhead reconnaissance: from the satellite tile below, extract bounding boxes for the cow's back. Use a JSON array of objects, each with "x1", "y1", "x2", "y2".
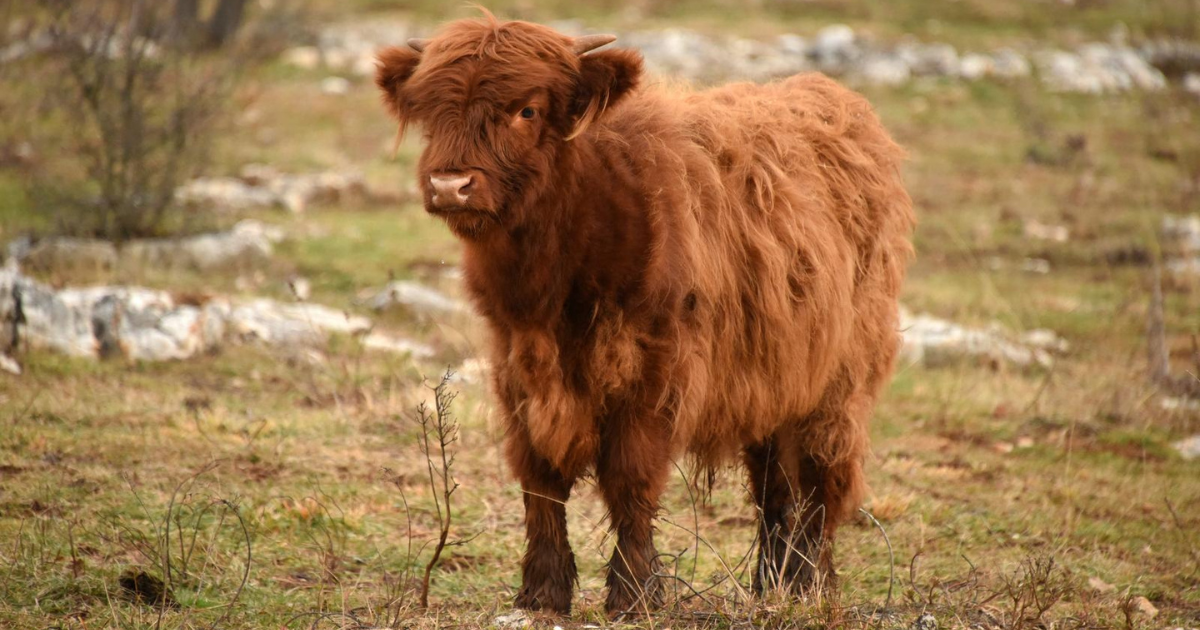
[{"x1": 617, "y1": 74, "x2": 913, "y2": 463}]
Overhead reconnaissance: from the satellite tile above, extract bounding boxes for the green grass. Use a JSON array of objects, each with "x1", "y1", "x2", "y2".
[{"x1": 3, "y1": 0, "x2": 1200, "y2": 627}]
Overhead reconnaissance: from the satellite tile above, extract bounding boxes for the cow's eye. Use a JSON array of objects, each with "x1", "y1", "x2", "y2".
[{"x1": 519, "y1": 107, "x2": 536, "y2": 120}]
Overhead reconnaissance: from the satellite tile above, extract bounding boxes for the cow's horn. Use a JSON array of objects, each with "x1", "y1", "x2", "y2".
[
  {"x1": 407, "y1": 38, "x2": 429, "y2": 52},
  {"x1": 571, "y1": 34, "x2": 616, "y2": 55}
]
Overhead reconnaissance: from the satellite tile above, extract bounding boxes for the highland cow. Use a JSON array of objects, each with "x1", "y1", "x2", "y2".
[{"x1": 376, "y1": 14, "x2": 914, "y2": 617}]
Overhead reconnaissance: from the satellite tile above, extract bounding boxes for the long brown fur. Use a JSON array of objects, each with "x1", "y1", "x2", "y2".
[{"x1": 377, "y1": 13, "x2": 915, "y2": 617}]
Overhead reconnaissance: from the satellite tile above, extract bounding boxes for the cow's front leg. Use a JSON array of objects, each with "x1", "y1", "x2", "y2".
[
  {"x1": 597, "y1": 411, "x2": 672, "y2": 617},
  {"x1": 508, "y1": 425, "x2": 578, "y2": 614}
]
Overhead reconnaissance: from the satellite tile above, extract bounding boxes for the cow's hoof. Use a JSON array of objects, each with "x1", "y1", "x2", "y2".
[
  {"x1": 514, "y1": 584, "x2": 571, "y2": 616},
  {"x1": 604, "y1": 577, "x2": 663, "y2": 619}
]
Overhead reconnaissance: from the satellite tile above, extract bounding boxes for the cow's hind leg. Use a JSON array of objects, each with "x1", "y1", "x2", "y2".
[
  {"x1": 789, "y1": 449, "x2": 861, "y2": 596},
  {"x1": 745, "y1": 420, "x2": 865, "y2": 597},
  {"x1": 597, "y1": 410, "x2": 672, "y2": 617},
  {"x1": 744, "y1": 430, "x2": 812, "y2": 595},
  {"x1": 509, "y1": 427, "x2": 578, "y2": 614}
]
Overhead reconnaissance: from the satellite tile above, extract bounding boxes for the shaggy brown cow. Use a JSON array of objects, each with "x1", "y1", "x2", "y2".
[{"x1": 376, "y1": 14, "x2": 914, "y2": 617}]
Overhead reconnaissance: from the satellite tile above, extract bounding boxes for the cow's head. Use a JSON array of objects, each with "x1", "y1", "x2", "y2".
[{"x1": 376, "y1": 17, "x2": 641, "y2": 238}]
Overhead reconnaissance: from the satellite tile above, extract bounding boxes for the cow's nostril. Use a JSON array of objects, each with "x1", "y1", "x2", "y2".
[{"x1": 429, "y1": 173, "x2": 475, "y2": 207}]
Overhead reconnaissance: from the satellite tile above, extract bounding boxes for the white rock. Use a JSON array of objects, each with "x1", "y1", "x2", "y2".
[
  {"x1": 20, "y1": 238, "x2": 118, "y2": 271},
  {"x1": 125, "y1": 220, "x2": 282, "y2": 270},
  {"x1": 777, "y1": 34, "x2": 808, "y2": 56},
  {"x1": 1162, "y1": 215, "x2": 1200, "y2": 276},
  {"x1": 320, "y1": 76, "x2": 351, "y2": 95},
  {"x1": 812, "y1": 24, "x2": 859, "y2": 72},
  {"x1": 958, "y1": 53, "x2": 993, "y2": 80},
  {"x1": 494, "y1": 611, "x2": 531, "y2": 628},
  {"x1": 859, "y1": 54, "x2": 911, "y2": 86},
  {"x1": 366, "y1": 281, "x2": 469, "y2": 316},
  {"x1": 1019, "y1": 329, "x2": 1070, "y2": 353},
  {"x1": 1024, "y1": 220, "x2": 1070, "y2": 243},
  {"x1": 361, "y1": 332, "x2": 436, "y2": 358},
  {"x1": 1173, "y1": 435, "x2": 1200, "y2": 460},
  {"x1": 228, "y1": 299, "x2": 370, "y2": 345},
  {"x1": 282, "y1": 46, "x2": 321, "y2": 70},
  {"x1": 1162, "y1": 397, "x2": 1200, "y2": 412},
  {"x1": 93, "y1": 296, "x2": 228, "y2": 361},
  {"x1": 299, "y1": 19, "x2": 1190, "y2": 96},
  {"x1": 1141, "y1": 38, "x2": 1200, "y2": 77},
  {"x1": 351, "y1": 51, "x2": 378, "y2": 77},
  {"x1": 288, "y1": 276, "x2": 312, "y2": 301},
  {"x1": 4, "y1": 235, "x2": 32, "y2": 265},
  {"x1": 1, "y1": 269, "x2": 431, "y2": 364},
  {"x1": 1184, "y1": 72, "x2": 1200, "y2": 95},
  {"x1": 1122, "y1": 53, "x2": 1168, "y2": 90},
  {"x1": 0, "y1": 353, "x2": 20, "y2": 375},
  {"x1": 990, "y1": 48, "x2": 1032, "y2": 78},
  {"x1": 322, "y1": 47, "x2": 354, "y2": 71},
  {"x1": 1040, "y1": 45, "x2": 1166, "y2": 93},
  {"x1": 625, "y1": 28, "x2": 717, "y2": 81},
  {"x1": 1171, "y1": 432, "x2": 1200, "y2": 460},
  {"x1": 899, "y1": 307, "x2": 1063, "y2": 368},
  {"x1": 1163, "y1": 215, "x2": 1200, "y2": 252},
  {"x1": 1090, "y1": 44, "x2": 1166, "y2": 90},
  {"x1": 814, "y1": 24, "x2": 855, "y2": 55},
  {"x1": 1166, "y1": 257, "x2": 1200, "y2": 275},
  {"x1": 11, "y1": 221, "x2": 282, "y2": 273},
  {"x1": 0, "y1": 271, "x2": 225, "y2": 361},
  {"x1": 1021, "y1": 258, "x2": 1051, "y2": 274},
  {"x1": 903, "y1": 42, "x2": 959, "y2": 76},
  {"x1": 177, "y1": 167, "x2": 368, "y2": 214},
  {"x1": 175, "y1": 176, "x2": 278, "y2": 211},
  {"x1": 910, "y1": 613, "x2": 938, "y2": 630},
  {"x1": 726, "y1": 36, "x2": 808, "y2": 82},
  {"x1": 1040, "y1": 51, "x2": 1092, "y2": 92},
  {"x1": 0, "y1": 33, "x2": 53, "y2": 63},
  {"x1": 4, "y1": 271, "x2": 100, "y2": 358},
  {"x1": 453, "y1": 357, "x2": 491, "y2": 384}
]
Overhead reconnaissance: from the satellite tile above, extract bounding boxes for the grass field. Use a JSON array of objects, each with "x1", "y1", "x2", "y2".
[{"x1": 2, "y1": 1, "x2": 1199, "y2": 628}]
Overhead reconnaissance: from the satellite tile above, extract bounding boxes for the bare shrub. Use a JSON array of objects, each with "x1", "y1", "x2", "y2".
[
  {"x1": 996, "y1": 556, "x2": 1073, "y2": 630},
  {"x1": 18, "y1": 0, "x2": 302, "y2": 241},
  {"x1": 413, "y1": 369, "x2": 474, "y2": 608}
]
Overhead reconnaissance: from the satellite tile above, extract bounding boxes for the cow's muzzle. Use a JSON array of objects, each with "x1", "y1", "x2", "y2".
[{"x1": 428, "y1": 172, "x2": 475, "y2": 209}]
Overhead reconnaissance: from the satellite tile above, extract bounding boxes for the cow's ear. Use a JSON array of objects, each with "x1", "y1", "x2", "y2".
[
  {"x1": 376, "y1": 46, "x2": 421, "y2": 128},
  {"x1": 567, "y1": 49, "x2": 642, "y2": 140}
]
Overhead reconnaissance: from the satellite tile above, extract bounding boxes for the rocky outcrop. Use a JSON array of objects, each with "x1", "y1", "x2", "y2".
[
  {"x1": 1036, "y1": 44, "x2": 1167, "y2": 93},
  {"x1": 1163, "y1": 215, "x2": 1200, "y2": 276},
  {"x1": 125, "y1": 220, "x2": 284, "y2": 269},
  {"x1": 0, "y1": 269, "x2": 434, "y2": 371},
  {"x1": 9, "y1": 220, "x2": 283, "y2": 272},
  {"x1": 363, "y1": 280, "x2": 469, "y2": 317},
  {"x1": 286, "y1": 19, "x2": 1186, "y2": 93},
  {"x1": 176, "y1": 164, "x2": 369, "y2": 214},
  {"x1": 899, "y1": 308, "x2": 1069, "y2": 369},
  {"x1": 227, "y1": 299, "x2": 369, "y2": 346},
  {"x1": 1141, "y1": 38, "x2": 1200, "y2": 77}
]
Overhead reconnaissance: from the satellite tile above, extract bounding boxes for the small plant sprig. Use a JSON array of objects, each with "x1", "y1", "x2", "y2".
[{"x1": 414, "y1": 368, "x2": 471, "y2": 609}]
